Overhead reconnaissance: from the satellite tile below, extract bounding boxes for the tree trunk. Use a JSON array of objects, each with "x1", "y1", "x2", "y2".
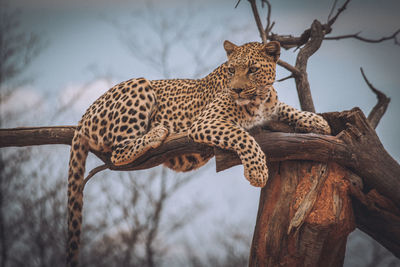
[{"x1": 249, "y1": 161, "x2": 355, "y2": 267}]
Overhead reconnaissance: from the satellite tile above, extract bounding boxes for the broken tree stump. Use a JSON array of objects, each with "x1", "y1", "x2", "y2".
[{"x1": 249, "y1": 161, "x2": 355, "y2": 267}]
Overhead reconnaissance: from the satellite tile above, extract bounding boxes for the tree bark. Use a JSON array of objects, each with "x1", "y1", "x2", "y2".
[
  {"x1": 350, "y1": 188, "x2": 400, "y2": 258},
  {"x1": 249, "y1": 161, "x2": 355, "y2": 267},
  {"x1": 0, "y1": 126, "x2": 75, "y2": 147},
  {"x1": 294, "y1": 20, "x2": 325, "y2": 112}
]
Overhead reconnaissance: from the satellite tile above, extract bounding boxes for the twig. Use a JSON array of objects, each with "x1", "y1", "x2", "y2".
[
  {"x1": 83, "y1": 165, "x2": 108, "y2": 188},
  {"x1": 277, "y1": 59, "x2": 301, "y2": 76},
  {"x1": 248, "y1": 0, "x2": 268, "y2": 43},
  {"x1": 325, "y1": 29, "x2": 400, "y2": 45},
  {"x1": 269, "y1": 0, "x2": 351, "y2": 49},
  {"x1": 327, "y1": 0, "x2": 352, "y2": 27},
  {"x1": 263, "y1": 0, "x2": 273, "y2": 38},
  {"x1": 360, "y1": 68, "x2": 391, "y2": 129},
  {"x1": 277, "y1": 74, "x2": 294, "y2": 82},
  {"x1": 234, "y1": 0, "x2": 241, "y2": 8},
  {"x1": 327, "y1": 0, "x2": 339, "y2": 22}
]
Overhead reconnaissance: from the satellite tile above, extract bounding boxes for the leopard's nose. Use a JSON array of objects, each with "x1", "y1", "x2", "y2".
[{"x1": 232, "y1": 88, "x2": 243, "y2": 94}]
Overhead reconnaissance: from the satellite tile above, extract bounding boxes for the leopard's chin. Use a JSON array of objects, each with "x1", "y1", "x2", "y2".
[{"x1": 235, "y1": 98, "x2": 251, "y2": 106}]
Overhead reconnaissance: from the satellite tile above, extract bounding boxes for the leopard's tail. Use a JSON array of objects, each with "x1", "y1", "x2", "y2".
[{"x1": 67, "y1": 131, "x2": 89, "y2": 267}]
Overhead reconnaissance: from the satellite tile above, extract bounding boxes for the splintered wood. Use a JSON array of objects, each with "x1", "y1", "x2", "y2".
[{"x1": 249, "y1": 161, "x2": 355, "y2": 267}]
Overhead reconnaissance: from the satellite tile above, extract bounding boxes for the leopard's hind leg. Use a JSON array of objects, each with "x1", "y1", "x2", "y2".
[
  {"x1": 111, "y1": 124, "x2": 169, "y2": 166},
  {"x1": 101, "y1": 78, "x2": 168, "y2": 166},
  {"x1": 164, "y1": 151, "x2": 213, "y2": 172}
]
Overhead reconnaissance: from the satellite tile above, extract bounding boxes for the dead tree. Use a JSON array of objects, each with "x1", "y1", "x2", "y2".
[
  {"x1": 0, "y1": 0, "x2": 399, "y2": 266},
  {"x1": 241, "y1": 0, "x2": 399, "y2": 265}
]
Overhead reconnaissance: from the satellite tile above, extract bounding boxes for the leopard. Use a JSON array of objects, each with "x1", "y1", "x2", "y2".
[{"x1": 66, "y1": 40, "x2": 331, "y2": 266}]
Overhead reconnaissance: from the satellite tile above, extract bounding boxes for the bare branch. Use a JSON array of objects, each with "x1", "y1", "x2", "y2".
[
  {"x1": 360, "y1": 68, "x2": 391, "y2": 129},
  {"x1": 83, "y1": 165, "x2": 108, "y2": 188},
  {"x1": 276, "y1": 74, "x2": 294, "y2": 82},
  {"x1": 327, "y1": 0, "x2": 339, "y2": 21},
  {"x1": 277, "y1": 59, "x2": 301, "y2": 76},
  {"x1": 248, "y1": 0, "x2": 268, "y2": 43},
  {"x1": 268, "y1": 0, "x2": 351, "y2": 49},
  {"x1": 2, "y1": 109, "x2": 399, "y2": 208},
  {"x1": 234, "y1": 0, "x2": 241, "y2": 8},
  {"x1": 327, "y1": 0, "x2": 352, "y2": 27},
  {"x1": 294, "y1": 20, "x2": 325, "y2": 112},
  {"x1": 263, "y1": 0, "x2": 273, "y2": 38},
  {"x1": 0, "y1": 126, "x2": 75, "y2": 147},
  {"x1": 325, "y1": 29, "x2": 400, "y2": 45},
  {"x1": 351, "y1": 187, "x2": 400, "y2": 258}
]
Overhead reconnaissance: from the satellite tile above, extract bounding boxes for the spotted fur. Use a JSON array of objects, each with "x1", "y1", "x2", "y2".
[{"x1": 67, "y1": 40, "x2": 331, "y2": 266}]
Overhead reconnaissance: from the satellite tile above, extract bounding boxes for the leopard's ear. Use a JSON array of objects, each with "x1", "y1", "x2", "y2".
[
  {"x1": 264, "y1": 41, "x2": 280, "y2": 62},
  {"x1": 223, "y1": 40, "x2": 238, "y2": 56}
]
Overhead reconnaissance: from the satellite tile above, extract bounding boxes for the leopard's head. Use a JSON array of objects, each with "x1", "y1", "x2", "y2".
[{"x1": 223, "y1": 40, "x2": 280, "y2": 105}]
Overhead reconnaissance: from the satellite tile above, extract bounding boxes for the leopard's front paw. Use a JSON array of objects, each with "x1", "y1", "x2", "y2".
[
  {"x1": 295, "y1": 115, "x2": 331, "y2": 135},
  {"x1": 311, "y1": 115, "x2": 331, "y2": 135},
  {"x1": 244, "y1": 164, "x2": 269, "y2": 187}
]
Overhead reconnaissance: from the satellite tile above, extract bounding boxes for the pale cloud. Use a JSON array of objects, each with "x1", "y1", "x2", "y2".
[
  {"x1": 59, "y1": 78, "x2": 115, "y2": 115},
  {"x1": 1, "y1": 88, "x2": 44, "y2": 115},
  {"x1": 0, "y1": 87, "x2": 46, "y2": 127}
]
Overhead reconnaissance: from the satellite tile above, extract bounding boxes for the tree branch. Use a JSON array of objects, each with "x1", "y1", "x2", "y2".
[
  {"x1": 325, "y1": 29, "x2": 400, "y2": 45},
  {"x1": 248, "y1": 0, "x2": 268, "y2": 43},
  {"x1": 294, "y1": 20, "x2": 325, "y2": 112},
  {"x1": 277, "y1": 59, "x2": 301, "y2": 76},
  {"x1": 351, "y1": 188, "x2": 400, "y2": 258},
  {"x1": 276, "y1": 74, "x2": 294, "y2": 82},
  {"x1": 1, "y1": 109, "x2": 399, "y2": 208},
  {"x1": 0, "y1": 126, "x2": 75, "y2": 147},
  {"x1": 267, "y1": 0, "x2": 351, "y2": 50},
  {"x1": 234, "y1": 0, "x2": 242, "y2": 9},
  {"x1": 360, "y1": 68, "x2": 391, "y2": 129},
  {"x1": 327, "y1": 0, "x2": 339, "y2": 22},
  {"x1": 263, "y1": 0, "x2": 273, "y2": 38},
  {"x1": 326, "y1": 0, "x2": 352, "y2": 27},
  {"x1": 84, "y1": 165, "x2": 108, "y2": 187}
]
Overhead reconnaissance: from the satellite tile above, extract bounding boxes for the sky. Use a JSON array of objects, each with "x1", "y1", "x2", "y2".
[
  {"x1": 2, "y1": 0, "x2": 400, "y2": 264},
  {"x1": 5, "y1": 0, "x2": 400, "y2": 159}
]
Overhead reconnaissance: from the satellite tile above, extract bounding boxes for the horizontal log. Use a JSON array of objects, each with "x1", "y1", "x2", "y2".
[
  {"x1": 0, "y1": 126, "x2": 76, "y2": 147},
  {"x1": 1, "y1": 109, "x2": 399, "y2": 208}
]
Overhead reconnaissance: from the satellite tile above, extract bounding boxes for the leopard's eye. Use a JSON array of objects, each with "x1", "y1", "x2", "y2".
[
  {"x1": 227, "y1": 67, "x2": 235, "y2": 74},
  {"x1": 248, "y1": 66, "x2": 259, "y2": 73}
]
